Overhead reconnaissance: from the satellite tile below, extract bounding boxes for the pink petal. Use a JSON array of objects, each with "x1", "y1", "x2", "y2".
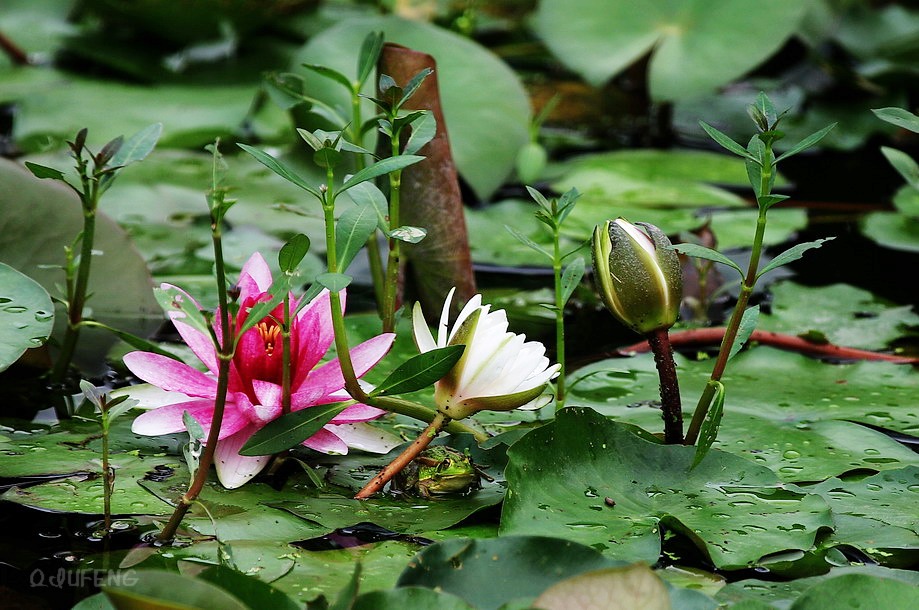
[
  {"x1": 251, "y1": 379, "x2": 282, "y2": 409},
  {"x1": 290, "y1": 385, "x2": 327, "y2": 411},
  {"x1": 214, "y1": 426, "x2": 272, "y2": 489},
  {"x1": 330, "y1": 404, "x2": 385, "y2": 424},
  {"x1": 302, "y1": 427, "x2": 348, "y2": 455},
  {"x1": 160, "y1": 283, "x2": 219, "y2": 374},
  {"x1": 131, "y1": 399, "x2": 247, "y2": 440},
  {"x1": 123, "y1": 352, "x2": 218, "y2": 398},
  {"x1": 291, "y1": 290, "x2": 336, "y2": 388},
  {"x1": 306, "y1": 333, "x2": 395, "y2": 398},
  {"x1": 237, "y1": 252, "x2": 273, "y2": 299}
]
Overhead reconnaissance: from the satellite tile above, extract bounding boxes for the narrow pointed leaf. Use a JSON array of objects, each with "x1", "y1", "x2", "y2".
[
  {"x1": 109, "y1": 123, "x2": 163, "y2": 168},
  {"x1": 356, "y1": 31, "x2": 384, "y2": 86},
  {"x1": 24, "y1": 162, "x2": 65, "y2": 181},
  {"x1": 154, "y1": 285, "x2": 212, "y2": 337},
  {"x1": 505, "y1": 225, "x2": 553, "y2": 261},
  {"x1": 692, "y1": 382, "x2": 725, "y2": 469},
  {"x1": 303, "y1": 64, "x2": 353, "y2": 92},
  {"x1": 239, "y1": 402, "x2": 349, "y2": 456},
  {"x1": 670, "y1": 243, "x2": 743, "y2": 276},
  {"x1": 400, "y1": 67, "x2": 434, "y2": 107},
  {"x1": 560, "y1": 257, "x2": 586, "y2": 305},
  {"x1": 336, "y1": 203, "x2": 379, "y2": 272},
  {"x1": 106, "y1": 397, "x2": 138, "y2": 423},
  {"x1": 238, "y1": 144, "x2": 321, "y2": 197},
  {"x1": 347, "y1": 181, "x2": 389, "y2": 230},
  {"x1": 729, "y1": 305, "x2": 760, "y2": 361},
  {"x1": 872, "y1": 107, "x2": 919, "y2": 133},
  {"x1": 370, "y1": 345, "x2": 465, "y2": 397},
  {"x1": 775, "y1": 123, "x2": 837, "y2": 163},
  {"x1": 236, "y1": 286, "x2": 286, "y2": 338},
  {"x1": 880, "y1": 146, "x2": 919, "y2": 190},
  {"x1": 700, "y1": 121, "x2": 757, "y2": 161},
  {"x1": 525, "y1": 185, "x2": 551, "y2": 210},
  {"x1": 757, "y1": 237, "x2": 835, "y2": 279},
  {"x1": 757, "y1": 194, "x2": 790, "y2": 210},
  {"x1": 340, "y1": 155, "x2": 425, "y2": 192},
  {"x1": 403, "y1": 111, "x2": 436, "y2": 155},
  {"x1": 80, "y1": 320, "x2": 182, "y2": 361}
]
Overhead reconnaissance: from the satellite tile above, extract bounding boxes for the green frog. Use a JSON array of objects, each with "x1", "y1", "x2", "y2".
[{"x1": 392, "y1": 446, "x2": 482, "y2": 498}]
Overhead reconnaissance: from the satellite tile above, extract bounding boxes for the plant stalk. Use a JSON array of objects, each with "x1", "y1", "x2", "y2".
[
  {"x1": 354, "y1": 412, "x2": 449, "y2": 499},
  {"x1": 552, "y1": 226, "x2": 567, "y2": 410},
  {"x1": 646, "y1": 328, "x2": 683, "y2": 444}
]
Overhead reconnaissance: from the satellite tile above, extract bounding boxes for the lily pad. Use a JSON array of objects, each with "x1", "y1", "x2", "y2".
[
  {"x1": 707, "y1": 208, "x2": 809, "y2": 251},
  {"x1": 807, "y1": 466, "x2": 919, "y2": 561},
  {"x1": 293, "y1": 14, "x2": 530, "y2": 201},
  {"x1": 569, "y1": 348, "x2": 919, "y2": 436},
  {"x1": 352, "y1": 587, "x2": 475, "y2": 610},
  {"x1": 396, "y1": 535, "x2": 621, "y2": 610},
  {"x1": 788, "y1": 573, "x2": 919, "y2": 609},
  {"x1": 500, "y1": 408, "x2": 833, "y2": 569},
  {"x1": 534, "y1": 0, "x2": 808, "y2": 100},
  {"x1": 861, "y1": 211, "x2": 919, "y2": 254},
  {"x1": 758, "y1": 282, "x2": 919, "y2": 350},
  {"x1": 716, "y1": 565, "x2": 919, "y2": 608},
  {"x1": 0, "y1": 263, "x2": 54, "y2": 372}
]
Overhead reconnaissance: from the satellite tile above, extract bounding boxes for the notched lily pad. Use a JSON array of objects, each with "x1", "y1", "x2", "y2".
[
  {"x1": 0, "y1": 263, "x2": 54, "y2": 372},
  {"x1": 500, "y1": 408, "x2": 833, "y2": 570}
]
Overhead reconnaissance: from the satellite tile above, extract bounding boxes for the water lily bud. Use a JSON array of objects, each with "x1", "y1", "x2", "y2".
[{"x1": 591, "y1": 219, "x2": 682, "y2": 335}]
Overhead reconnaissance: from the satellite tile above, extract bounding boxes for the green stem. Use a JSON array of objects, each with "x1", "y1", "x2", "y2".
[
  {"x1": 381, "y1": 135, "x2": 403, "y2": 333},
  {"x1": 159, "y1": 193, "x2": 235, "y2": 542},
  {"x1": 685, "y1": 163, "x2": 772, "y2": 445},
  {"x1": 101, "y1": 413, "x2": 112, "y2": 533},
  {"x1": 50, "y1": 181, "x2": 99, "y2": 386},
  {"x1": 281, "y1": 292, "x2": 292, "y2": 415},
  {"x1": 553, "y1": 227, "x2": 566, "y2": 410}
]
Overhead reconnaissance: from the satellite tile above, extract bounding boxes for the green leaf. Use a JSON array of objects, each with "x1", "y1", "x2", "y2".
[
  {"x1": 880, "y1": 146, "x2": 919, "y2": 190},
  {"x1": 560, "y1": 257, "x2": 586, "y2": 305},
  {"x1": 370, "y1": 345, "x2": 465, "y2": 397},
  {"x1": 302, "y1": 63, "x2": 353, "y2": 92},
  {"x1": 700, "y1": 122, "x2": 758, "y2": 161},
  {"x1": 316, "y1": 272, "x2": 352, "y2": 292},
  {"x1": 24, "y1": 161, "x2": 65, "y2": 181},
  {"x1": 154, "y1": 285, "x2": 212, "y2": 337},
  {"x1": 198, "y1": 565, "x2": 302, "y2": 610},
  {"x1": 757, "y1": 194, "x2": 789, "y2": 210},
  {"x1": 347, "y1": 180, "x2": 389, "y2": 230},
  {"x1": 872, "y1": 107, "x2": 919, "y2": 134},
  {"x1": 0, "y1": 263, "x2": 54, "y2": 372},
  {"x1": 236, "y1": 287, "x2": 286, "y2": 338},
  {"x1": 239, "y1": 403, "x2": 349, "y2": 456},
  {"x1": 238, "y1": 143, "x2": 322, "y2": 198},
  {"x1": 403, "y1": 111, "x2": 436, "y2": 156},
  {"x1": 534, "y1": 0, "x2": 807, "y2": 100},
  {"x1": 756, "y1": 237, "x2": 834, "y2": 279},
  {"x1": 353, "y1": 588, "x2": 475, "y2": 610},
  {"x1": 788, "y1": 573, "x2": 919, "y2": 610},
  {"x1": 396, "y1": 536, "x2": 620, "y2": 609},
  {"x1": 729, "y1": 305, "x2": 760, "y2": 361},
  {"x1": 108, "y1": 122, "x2": 163, "y2": 169},
  {"x1": 501, "y1": 407, "x2": 833, "y2": 569},
  {"x1": 505, "y1": 225, "x2": 553, "y2": 261},
  {"x1": 335, "y1": 203, "x2": 379, "y2": 273},
  {"x1": 340, "y1": 155, "x2": 425, "y2": 192},
  {"x1": 80, "y1": 319, "x2": 183, "y2": 362},
  {"x1": 102, "y1": 569, "x2": 249, "y2": 610},
  {"x1": 356, "y1": 31, "x2": 385, "y2": 87},
  {"x1": 399, "y1": 67, "x2": 433, "y2": 107},
  {"x1": 692, "y1": 381, "x2": 725, "y2": 469},
  {"x1": 330, "y1": 563, "x2": 363, "y2": 610},
  {"x1": 670, "y1": 243, "x2": 743, "y2": 276},
  {"x1": 774, "y1": 123, "x2": 837, "y2": 163},
  {"x1": 278, "y1": 234, "x2": 311, "y2": 274}
]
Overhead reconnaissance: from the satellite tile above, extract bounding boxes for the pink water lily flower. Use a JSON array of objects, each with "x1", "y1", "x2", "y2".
[{"x1": 124, "y1": 253, "x2": 395, "y2": 488}]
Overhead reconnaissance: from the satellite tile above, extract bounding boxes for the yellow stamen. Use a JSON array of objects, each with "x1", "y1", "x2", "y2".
[{"x1": 256, "y1": 321, "x2": 281, "y2": 356}]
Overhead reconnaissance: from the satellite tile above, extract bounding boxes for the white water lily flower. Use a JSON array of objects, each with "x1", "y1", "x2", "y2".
[{"x1": 413, "y1": 288, "x2": 561, "y2": 420}]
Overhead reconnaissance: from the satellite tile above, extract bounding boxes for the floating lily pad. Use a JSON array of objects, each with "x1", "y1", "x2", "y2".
[
  {"x1": 807, "y1": 466, "x2": 919, "y2": 562},
  {"x1": 758, "y1": 282, "x2": 919, "y2": 350},
  {"x1": 534, "y1": 0, "x2": 807, "y2": 100},
  {"x1": 707, "y1": 208, "x2": 809, "y2": 251},
  {"x1": 0, "y1": 263, "x2": 54, "y2": 372},
  {"x1": 500, "y1": 408, "x2": 833, "y2": 569},
  {"x1": 293, "y1": 14, "x2": 530, "y2": 201},
  {"x1": 861, "y1": 211, "x2": 919, "y2": 254},
  {"x1": 716, "y1": 565, "x2": 919, "y2": 608}
]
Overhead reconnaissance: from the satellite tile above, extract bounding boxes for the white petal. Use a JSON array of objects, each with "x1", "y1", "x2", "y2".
[
  {"x1": 328, "y1": 422, "x2": 402, "y2": 454},
  {"x1": 436, "y1": 287, "x2": 457, "y2": 347},
  {"x1": 413, "y1": 301, "x2": 437, "y2": 353},
  {"x1": 214, "y1": 427, "x2": 271, "y2": 489}
]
